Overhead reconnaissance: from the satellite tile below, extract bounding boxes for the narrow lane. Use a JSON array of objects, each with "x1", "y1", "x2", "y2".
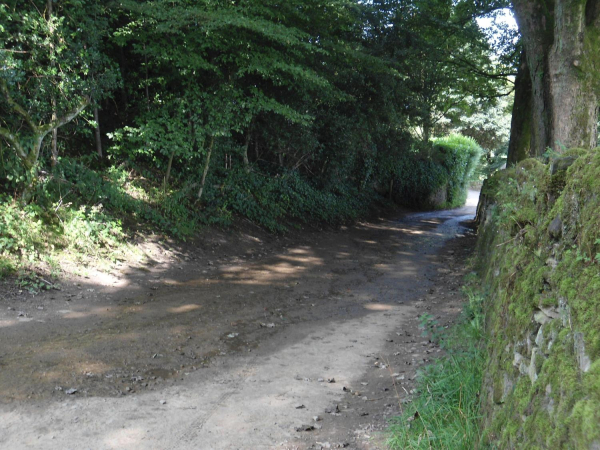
[{"x1": 0, "y1": 192, "x2": 478, "y2": 449}]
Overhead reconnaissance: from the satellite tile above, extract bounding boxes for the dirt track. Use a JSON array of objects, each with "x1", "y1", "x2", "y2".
[{"x1": 0, "y1": 191, "x2": 479, "y2": 449}]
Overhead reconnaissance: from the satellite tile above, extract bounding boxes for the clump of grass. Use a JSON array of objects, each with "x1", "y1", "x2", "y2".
[{"x1": 388, "y1": 287, "x2": 485, "y2": 449}]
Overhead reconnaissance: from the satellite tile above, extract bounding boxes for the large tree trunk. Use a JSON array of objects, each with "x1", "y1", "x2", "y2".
[
  {"x1": 547, "y1": 0, "x2": 600, "y2": 149},
  {"x1": 512, "y1": 0, "x2": 600, "y2": 155},
  {"x1": 507, "y1": 50, "x2": 533, "y2": 165}
]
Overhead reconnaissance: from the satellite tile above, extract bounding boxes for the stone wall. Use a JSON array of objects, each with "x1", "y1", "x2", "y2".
[{"x1": 475, "y1": 149, "x2": 600, "y2": 449}]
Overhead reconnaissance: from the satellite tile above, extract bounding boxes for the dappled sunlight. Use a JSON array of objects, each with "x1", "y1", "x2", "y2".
[
  {"x1": 361, "y1": 221, "x2": 433, "y2": 236},
  {"x1": 165, "y1": 251, "x2": 327, "y2": 288},
  {"x1": 356, "y1": 239, "x2": 378, "y2": 245},
  {"x1": 364, "y1": 303, "x2": 395, "y2": 311},
  {"x1": 277, "y1": 254, "x2": 324, "y2": 265},
  {"x1": 57, "y1": 306, "x2": 121, "y2": 320},
  {"x1": 104, "y1": 427, "x2": 146, "y2": 448},
  {"x1": 287, "y1": 248, "x2": 311, "y2": 255},
  {"x1": 0, "y1": 195, "x2": 473, "y2": 408},
  {"x1": 38, "y1": 360, "x2": 113, "y2": 384},
  {"x1": 220, "y1": 265, "x2": 245, "y2": 273},
  {"x1": 109, "y1": 278, "x2": 136, "y2": 289},
  {"x1": 168, "y1": 303, "x2": 202, "y2": 314},
  {"x1": 61, "y1": 310, "x2": 92, "y2": 319},
  {"x1": 335, "y1": 251, "x2": 352, "y2": 258},
  {"x1": 268, "y1": 262, "x2": 302, "y2": 274}
]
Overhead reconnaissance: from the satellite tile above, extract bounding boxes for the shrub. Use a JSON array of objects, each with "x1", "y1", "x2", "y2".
[
  {"x1": 432, "y1": 134, "x2": 482, "y2": 207},
  {"x1": 392, "y1": 135, "x2": 482, "y2": 209},
  {"x1": 204, "y1": 168, "x2": 376, "y2": 232},
  {"x1": 0, "y1": 196, "x2": 46, "y2": 263}
]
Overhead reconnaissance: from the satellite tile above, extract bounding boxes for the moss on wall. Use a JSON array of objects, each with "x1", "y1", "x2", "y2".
[{"x1": 476, "y1": 148, "x2": 600, "y2": 449}]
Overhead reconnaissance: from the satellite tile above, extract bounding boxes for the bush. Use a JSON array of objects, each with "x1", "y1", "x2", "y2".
[
  {"x1": 432, "y1": 134, "x2": 482, "y2": 207},
  {"x1": 392, "y1": 135, "x2": 482, "y2": 209},
  {"x1": 45, "y1": 158, "x2": 199, "y2": 238},
  {"x1": 0, "y1": 196, "x2": 46, "y2": 263},
  {"x1": 204, "y1": 168, "x2": 376, "y2": 232},
  {"x1": 393, "y1": 153, "x2": 448, "y2": 209}
]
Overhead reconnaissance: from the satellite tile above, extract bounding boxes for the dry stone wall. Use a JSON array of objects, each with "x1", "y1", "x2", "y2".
[{"x1": 476, "y1": 149, "x2": 600, "y2": 449}]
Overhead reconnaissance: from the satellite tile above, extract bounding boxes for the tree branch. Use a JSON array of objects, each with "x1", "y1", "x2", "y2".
[
  {"x1": 39, "y1": 95, "x2": 90, "y2": 140},
  {"x1": 0, "y1": 126, "x2": 28, "y2": 161},
  {"x1": 449, "y1": 57, "x2": 517, "y2": 81},
  {"x1": 0, "y1": 49, "x2": 30, "y2": 54}
]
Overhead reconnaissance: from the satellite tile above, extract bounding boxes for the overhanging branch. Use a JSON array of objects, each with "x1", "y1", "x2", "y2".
[
  {"x1": 449, "y1": 57, "x2": 517, "y2": 82},
  {"x1": 39, "y1": 95, "x2": 90, "y2": 140}
]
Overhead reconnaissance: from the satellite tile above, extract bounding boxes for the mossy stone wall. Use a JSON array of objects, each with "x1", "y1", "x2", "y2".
[{"x1": 476, "y1": 148, "x2": 600, "y2": 449}]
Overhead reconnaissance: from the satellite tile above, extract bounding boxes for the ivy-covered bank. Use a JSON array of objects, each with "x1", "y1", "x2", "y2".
[{"x1": 476, "y1": 148, "x2": 600, "y2": 448}]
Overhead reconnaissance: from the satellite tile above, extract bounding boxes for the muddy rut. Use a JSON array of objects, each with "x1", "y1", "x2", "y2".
[{"x1": 0, "y1": 191, "x2": 479, "y2": 449}]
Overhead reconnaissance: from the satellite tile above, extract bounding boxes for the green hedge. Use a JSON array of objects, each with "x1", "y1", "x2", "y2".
[
  {"x1": 203, "y1": 168, "x2": 377, "y2": 233},
  {"x1": 393, "y1": 134, "x2": 482, "y2": 209}
]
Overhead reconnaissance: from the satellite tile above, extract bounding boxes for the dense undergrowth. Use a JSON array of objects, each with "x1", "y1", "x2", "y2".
[
  {"x1": 0, "y1": 133, "x2": 482, "y2": 278},
  {"x1": 388, "y1": 283, "x2": 487, "y2": 449},
  {"x1": 1, "y1": 0, "x2": 505, "y2": 280}
]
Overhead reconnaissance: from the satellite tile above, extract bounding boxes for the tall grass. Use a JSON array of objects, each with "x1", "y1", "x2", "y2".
[{"x1": 388, "y1": 288, "x2": 486, "y2": 449}]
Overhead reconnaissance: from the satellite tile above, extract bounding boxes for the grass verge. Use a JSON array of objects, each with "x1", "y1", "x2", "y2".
[{"x1": 387, "y1": 284, "x2": 486, "y2": 449}]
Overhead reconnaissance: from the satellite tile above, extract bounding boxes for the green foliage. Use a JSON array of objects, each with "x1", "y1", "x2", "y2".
[
  {"x1": 61, "y1": 205, "x2": 124, "y2": 255},
  {"x1": 418, "y1": 313, "x2": 446, "y2": 344},
  {"x1": 1, "y1": 0, "x2": 511, "y2": 272},
  {"x1": 0, "y1": 1, "x2": 118, "y2": 181},
  {"x1": 16, "y1": 271, "x2": 54, "y2": 294},
  {"x1": 203, "y1": 168, "x2": 375, "y2": 233},
  {"x1": 388, "y1": 288, "x2": 486, "y2": 450},
  {"x1": 0, "y1": 196, "x2": 45, "y2": 261},
  {"x1": 432, "y1": 134, "x2": 482, "y2": 206},
  {"x1": 392, "y1": 134, "x2": 482, "y2": 209},
  {"x1": 48, "y1": 158, "x2": 199, "y2": 238}
]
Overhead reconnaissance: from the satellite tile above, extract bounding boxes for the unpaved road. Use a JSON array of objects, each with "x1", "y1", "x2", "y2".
[{"x1": 0, "y1": 191, "x2": 479, "y2": 449}]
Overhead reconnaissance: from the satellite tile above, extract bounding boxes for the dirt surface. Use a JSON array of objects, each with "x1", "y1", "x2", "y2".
[{"x1": 0, "y1": 191, "x2": 479, "y2": 450}]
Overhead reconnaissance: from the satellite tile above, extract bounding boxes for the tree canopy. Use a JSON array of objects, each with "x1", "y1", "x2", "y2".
[{"x1": 1, "y1": 0, "x2": 570, "y2": 238}]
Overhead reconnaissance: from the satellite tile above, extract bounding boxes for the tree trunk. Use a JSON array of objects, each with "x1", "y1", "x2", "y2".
[
  {"x1": 0, "y1": 77, "x2": 89, "y2": 201},
  {"x1": 512, "y1": 0, "x2": 600, "y2": 155},
  {"x1": 197, "y1": 136, "x2": 215, "y2": 202},
  {"x1": 51, "y1": 123, "x2": 58, "y2": 166},
  {"x1": 507, "y1": 49, "x2": 533, "y2": 166},
  {"x1": 21, "y1": 139, "x2": 44, "y2": 203},
  {"x1": 547, "y1": 0, "x2": 600, "y2": 149},
  {"x1": 94, "y1": 107, "x2": 103, "y2": 158},
  {"x1": 144, "y1": 45, "x2": 150, "y2": 112}
]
